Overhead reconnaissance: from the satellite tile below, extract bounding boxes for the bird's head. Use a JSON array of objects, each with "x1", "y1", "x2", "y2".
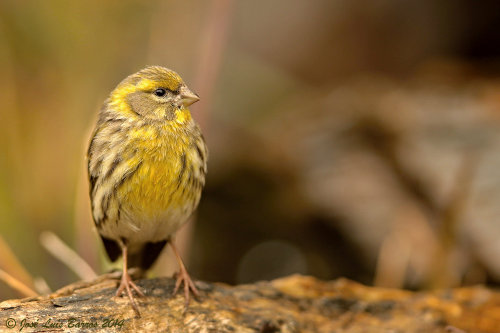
[{"x1": 109, "y1": 66, "x2": 199, "y2": 123}]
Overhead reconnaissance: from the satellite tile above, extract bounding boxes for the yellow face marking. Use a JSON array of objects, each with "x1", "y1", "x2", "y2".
[
  {"x1": 109, "y1": 84, "x2": 137, "y2": 116},
  {"x1": 136, "y1": 77, "x2": 181, "y2": 93},
  {"x1": 175, "y1": 108, "x2": 192, "y2": 124}
]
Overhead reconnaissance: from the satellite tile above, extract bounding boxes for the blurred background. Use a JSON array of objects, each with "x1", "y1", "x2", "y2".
[{"x1": 1, "y1": 0, "x2": 500, "y2": 300}]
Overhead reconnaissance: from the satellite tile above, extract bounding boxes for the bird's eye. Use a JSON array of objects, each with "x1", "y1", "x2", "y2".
[{"x1": 154, "y1": 88, "x2": 167, "y2": 97}]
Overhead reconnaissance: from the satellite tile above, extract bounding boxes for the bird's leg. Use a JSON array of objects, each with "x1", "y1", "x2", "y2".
[
  {"x1": 115, "y1": 239, "x2": 144, "y2": 316},
  {"x1": 170, "y1": 240, "x2": 199, "y2": 309}
]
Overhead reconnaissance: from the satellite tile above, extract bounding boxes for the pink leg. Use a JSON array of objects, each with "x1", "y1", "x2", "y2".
[
  {"x1": 170, "y1": 240, "x2": 199, "y2": 309},
  {"x1": 115, "y1": 240, "x2": 145, "y2": 317}
]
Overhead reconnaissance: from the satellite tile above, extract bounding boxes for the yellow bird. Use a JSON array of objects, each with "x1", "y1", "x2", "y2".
[{"x1": 87, "y1": 66, "x2": 207, "y2": 315}]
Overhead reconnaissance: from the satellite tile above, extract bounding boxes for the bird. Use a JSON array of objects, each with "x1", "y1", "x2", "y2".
[{"x1": 87, "y1": 66, "x2": 207, "y2": 315}]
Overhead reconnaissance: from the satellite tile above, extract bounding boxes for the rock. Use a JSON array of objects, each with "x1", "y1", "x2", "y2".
[{"x1": 0, "y1": 274, "x2": 498, "y2": 332}]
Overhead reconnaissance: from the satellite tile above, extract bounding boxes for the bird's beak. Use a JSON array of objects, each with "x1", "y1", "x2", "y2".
[{"x1": 179, "y1": 85, "x2": 200, "y2": 107}]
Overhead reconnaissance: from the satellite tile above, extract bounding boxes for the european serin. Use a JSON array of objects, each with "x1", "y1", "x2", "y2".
[{"x1": 87, "y1": 66, "x2": 207, "y2": 315}]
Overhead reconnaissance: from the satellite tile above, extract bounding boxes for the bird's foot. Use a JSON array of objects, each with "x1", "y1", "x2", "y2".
[
  {"x1": 173, "y1": 266, "x2": 199, "y2": 310},
  {"x1": 116, "y1": 269, "x2": 145, "y2": 317}
]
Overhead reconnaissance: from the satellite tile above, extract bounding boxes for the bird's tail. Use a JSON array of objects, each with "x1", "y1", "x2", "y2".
[{"x1": 100, "y1": 236, "x2": 168, "y2": 271}]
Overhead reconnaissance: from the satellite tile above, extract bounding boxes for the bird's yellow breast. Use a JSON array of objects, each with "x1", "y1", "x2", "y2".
[{"x1": 117, "y1": 119, "x2": 201, "y2": 220}]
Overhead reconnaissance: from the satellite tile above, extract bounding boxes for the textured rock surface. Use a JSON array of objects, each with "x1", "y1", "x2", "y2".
[{"x1": 0, "y1": 274, "x2": 499, "y2": 332}]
